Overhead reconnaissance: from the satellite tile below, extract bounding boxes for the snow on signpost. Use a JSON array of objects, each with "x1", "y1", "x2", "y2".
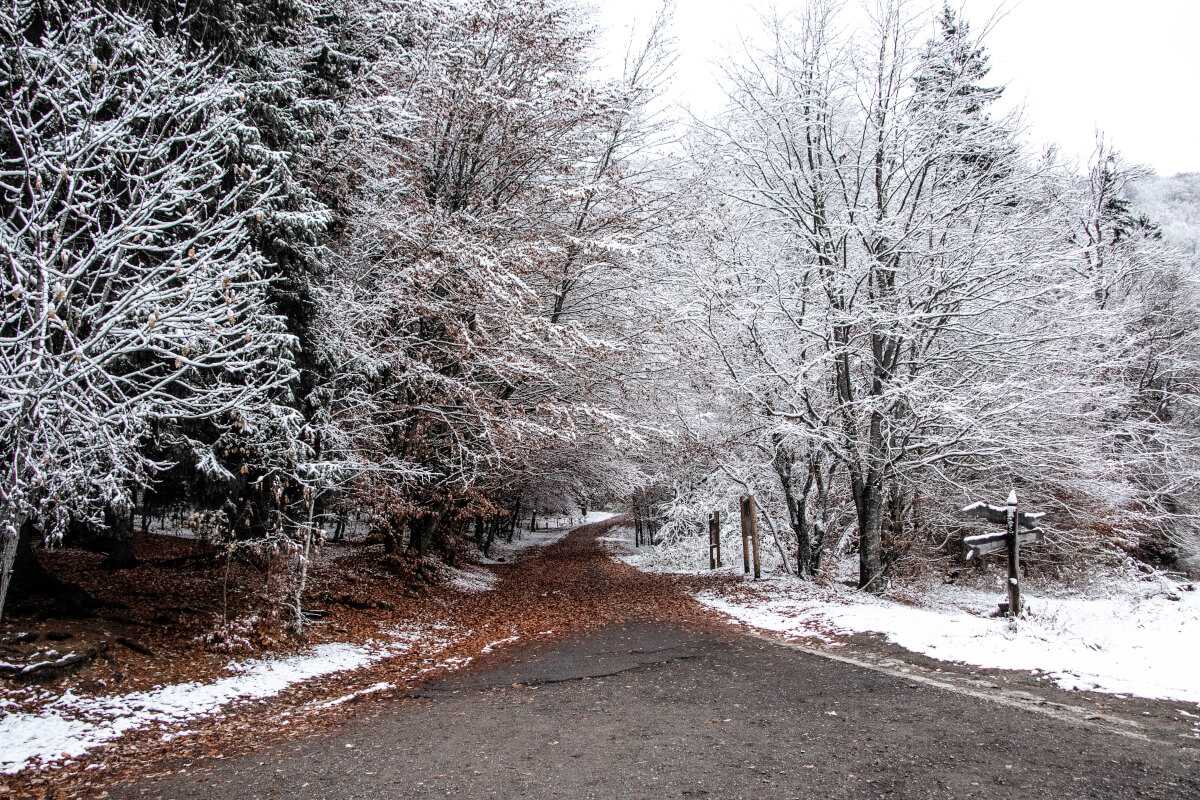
[{"x1": 962, "y1": 490, "x2": 1046, "y2": 616}]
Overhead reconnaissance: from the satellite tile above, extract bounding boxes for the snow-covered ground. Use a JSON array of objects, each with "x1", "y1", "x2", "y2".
[
  {"x1": 445, "y1": 564, "x2": 501, "y2": 593},
  {"x1": 615, "y1": 532, "x2": 1200, "y2": 706},
  {"x1": 580, "y1": 510, "x2": 620, "y2": 524},
  {"x1": 696, "y1": 578, "x2": 1200, "y2": 704},
  {"x1": 0, "y1": 623, "x2": 464, "y2": 775}
]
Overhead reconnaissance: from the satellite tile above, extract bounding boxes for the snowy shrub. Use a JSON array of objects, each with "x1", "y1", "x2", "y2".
[{"x1": 196, "y1": 614, "x2": 263, "y2": 653}]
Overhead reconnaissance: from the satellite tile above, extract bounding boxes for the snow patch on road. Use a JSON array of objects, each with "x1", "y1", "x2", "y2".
[
  {"x1": 481, "y1": 635, "x2": 520, "y2": 653},
  {"x1": 314, "y1": 682, "x2": 394, "y2": 710},
  {"x1": 0, "y1": 624, "x2": 451, "y2": 775},
  {"x1": 691, "y1": 575, "x2": 1200, "y2": 705}
]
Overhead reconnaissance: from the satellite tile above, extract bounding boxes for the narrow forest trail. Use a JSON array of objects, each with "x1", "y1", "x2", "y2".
[
  {"x1": 398, "y1": 516, "x2": 722, "y2": 659},
  {"x1": 17, "y1": 517, "x2": 1200, "y2": 799}
]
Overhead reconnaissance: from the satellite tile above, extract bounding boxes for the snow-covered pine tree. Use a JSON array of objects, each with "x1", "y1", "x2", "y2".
[
  {"x1": 95, "y1": 0, "x2": 341, "y2": 549},
  {"x1": 0, "y1": 0, "x2": 297, "y2": 617}
]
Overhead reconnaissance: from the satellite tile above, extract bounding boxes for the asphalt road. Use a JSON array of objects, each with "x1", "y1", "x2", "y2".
[
  {"x1": 110, "y1": 522, "x2": 1200, "y2": 799},
  {"x1": 121, "y1": 625, "x2": 1200, "y2": 799}
]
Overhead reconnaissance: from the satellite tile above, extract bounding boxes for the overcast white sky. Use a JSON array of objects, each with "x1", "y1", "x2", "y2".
[{"x1": 593, "y1": 1, "x2": 1200, "y2": 176}]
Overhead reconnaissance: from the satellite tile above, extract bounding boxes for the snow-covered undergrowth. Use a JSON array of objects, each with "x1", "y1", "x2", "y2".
[
  {"x1": 616, "y1": 534, "x2": 1200, "y2": 705},
  {"x1": 605, "y1": 523, "x2": 790, "y2": 575},
  {"x1": 0, "y1": 623, "x2": 463, "y2": 775},
  {"x1": 480, "y1": 510, "x2": 619, "y2": 564}
]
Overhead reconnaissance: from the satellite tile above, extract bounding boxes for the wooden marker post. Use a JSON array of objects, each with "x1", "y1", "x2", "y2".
[
  {"x1": 740, "y1": 497, "x2": 751, "y2": 574},
  {"x1": 708, "y1": 511, "x2": 722, "y2": 569},
  {"x1": 1005, "y1": 491, "x2": 1021, "y2": 615},
  {"x1": 962, "y1": 489, "x2": 1046, "y2": 616},
  {"x1": 750, "y1": 498, "x2": 761, "y2": 579},
  {"x1": 739, "y1": 496, "x2": 761, "y2": 579}
]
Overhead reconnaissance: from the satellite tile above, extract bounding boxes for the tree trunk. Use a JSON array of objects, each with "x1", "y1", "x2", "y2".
[
  {"x1": 411, "y1": 507, "x2": 445, "y2": 558},
  {"x1": 812, "y1": 456, "x2": 832, "y2": 574},
  {"x1": 384, "y1": 514, "x2": 404, "y2": 554},
  {"x1": 101, "y1": 504, "x2": 138, "y2": 570},
  {"x1": 407, "y1": 516, "x2": 427, "y2": 556},
  {"x1": 140, "y1": 488, "x2": 151, "y2": 535},
  {"x1": 0, "y1": 517, "x2": 20, "y2": 622},
  {"x1": 857, "y1": 474, "x2": 885, "y2": 592},
  {"x1": 8, "y1": 519, "x2": 97, "y2": 617},
  {"x1": 483, "y1": 517, "x2": 499, "y2": 557},
  {"x1": 773, "y1": 440, "x2": 818, "y2": 580},
  {"x1": 509, "y1": 496, "x2": 521, "y2": 542}
]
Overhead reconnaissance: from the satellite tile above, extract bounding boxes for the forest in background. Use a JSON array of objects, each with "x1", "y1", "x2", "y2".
[{"x1": 2, "y1": 0, "x2": 1198, "y2": 631}]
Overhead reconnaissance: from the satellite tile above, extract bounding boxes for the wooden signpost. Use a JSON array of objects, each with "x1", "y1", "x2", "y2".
[
  {"x1": 962, "y1": 490, "x2": 1045, "y2": 616},
  {"x1": 708, "y1": 510, "x2": 722, "y2": 570},
  {"x1": 739, "y1": 495, "x2": 761, "y2": 579}
]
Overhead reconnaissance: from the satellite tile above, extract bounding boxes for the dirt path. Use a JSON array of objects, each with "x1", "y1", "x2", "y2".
[{"x1": 87, "y1": 519, "x2": 1200, "y2": 800}]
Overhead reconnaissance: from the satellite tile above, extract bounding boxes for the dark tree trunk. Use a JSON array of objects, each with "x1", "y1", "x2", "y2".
[
  {"x1": 11, "y1": 519, "x2": 98, "y2": 616},
  {"x1": 811, "y1": 457, "x2": 832, "y2": 574},
  {"x1": 474, "y1": 515, "x2": 486, "y2": 549},
  {"x1": 140, "y1": 488, "x2": 151, "y2": 535},
  {"x1": 435, "y1": 517, "x2": 458, "y2": 566},
  {"x1": 858, "y1": 407, "x2": 887, "y2": 593},
  {"x1": 411, "y1": 507, "x2": 445, "y2": 558},
  {"x1": 509, "y1": 496, "x2": 521, "y2": 542},
  {"x1": 101, "y1": 504, "x2": 138, "y2": 570},
  {"x1": 773, "y1": 439, "x2": 817, "y2": 580},
  {"x1": 384, "y1": 514, "x2": 405, "y2": 554},
  {"x1": 483, "y1": 517, "x2": 500, "y2": 558},
  {"x1": 857, "y1": 476, "x2": 885, "y2": 593},
  {"x1": 406, "y1": 517, "x2": 425, "y2": 556}
]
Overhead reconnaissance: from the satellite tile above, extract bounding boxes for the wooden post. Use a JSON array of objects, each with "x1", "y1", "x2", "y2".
[
  {"x1": 748, "y1": 496, "x2": 761, "y2": 579},
  {"x1": 1006, "y1": 489, "x2": 1021, "y2": 616},
  {"x1": 740, "y1": 496, "x2": 751, "y2": 574},
  {"x1": 708, "y1": 513, "x2": 717, "y2": 570},
  {"x1": 713, "y1": 510, "x2": 722, "y2": 567},
  {"x1": 710, "y1": 513, "x2": 720, "y2": 568},
  {"x1": 708, "y1": 511, "x2": 723, "y2": 570}
]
